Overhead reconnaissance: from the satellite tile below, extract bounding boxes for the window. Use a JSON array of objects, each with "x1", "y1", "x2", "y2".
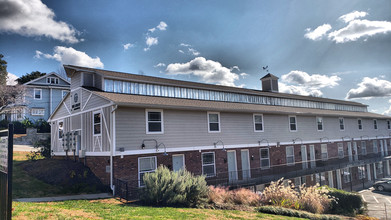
[
  {"x1": 146, "y1": 110, "x2": 163, "y2": 134},
  {"x1": 104, "y1": 79, "x2": 114, "y2": 92},
  {"x1": 289, "y1": 116, "x2": 297, "y2": 131},
  {"x1": 361, "y1": 141, "x2": 367, "y2": 155},
  {"x1": 62, "y1": 90, "x2": 68, "y2": 98},
  {"x1": 388, "y1": 120, "x2": 391, "y2": 130},
  {"x1": 342, "y1": 167, "x2": 351, "y2": 183},
  {"x1": 34, "y1": 89, "x2": 42, "y2": 100},
  {"x1": 286, "y1": 146, "x2": 295, "y2": 165},
  {"x1": 376, "y1": 162, "x2": 383, "y2": 175},
  {"x1": 373, "y1": 140, "x2": 378, "y2": 153},
  {"x1": 339, "y1": 118, "x2": 345, "y2": 131},
  {"x1": 202, "y1": 152, "x2": 215, "y2": 177},
  {"x1": 260, "y1": 148, "x2": 270, "y2": 169},
  {"x1": 46, "y1": 77, "x2": 59, "y2": 84},
  {"x1": 321, "y1": 144, "x2": 328, "y2": 161},
  {"x1": 58, "y1": 120, "x2": 64, "y2": 139},
  {"x1": 93, "y1": 111, "x2": 102, "y2": 136},
  {"x1": 114, "y1": 80, "x2": 123, "y2": 93},
  {"x1": 208, "y1": 112, "x2": 220, "y2": 132},
  {"x1": 338, "y1": 143, "x2": 344, "y2": 159},
  {"x1": 316, "y1": 117, "x2": 323, "y2": 131},
  {"x1": 253, "y1": 114, "x2": 264, "y2": 132},
  {"x1": 373, "y1": 119, "x2": 378, "y2": 130},
  {"x1": 31, "y1": 108, "x2": 45, "y2": 116},
  {"x1": 358, "y1": 119, "x2": 362, "y2": 130},
  {"x1": 358, "y1": 166, "x2": 366, "y2": 179},
  {"x1": 138, "y1": 156, "x2": 157, "y2": 187}
]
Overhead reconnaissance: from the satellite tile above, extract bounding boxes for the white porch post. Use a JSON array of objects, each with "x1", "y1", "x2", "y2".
[
  {"x1": 328, "y1": 171, "x2": 334, "y2": 188},
  {"x1": 367, "y1": 164, "x2": 371, "y2": 181},
  {"x1": 336, "y1": 169, "x2": 342, "y2": 189}
]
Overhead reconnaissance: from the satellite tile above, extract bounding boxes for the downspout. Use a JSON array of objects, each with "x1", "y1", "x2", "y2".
[{"x1": 110, "y1": 104, "x2": 118, "y2": 195}]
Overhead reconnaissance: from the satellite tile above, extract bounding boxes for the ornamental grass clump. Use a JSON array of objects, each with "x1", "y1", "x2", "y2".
[
  {"x1": 260, "y1": 178, "x2": 300, "y2": 209},
  {"x1": 208, "y1": 186, "x2": 260, "y2": 207},
  {"x1": 298, "y1": 184, "x2": 332, "y2": 214}
]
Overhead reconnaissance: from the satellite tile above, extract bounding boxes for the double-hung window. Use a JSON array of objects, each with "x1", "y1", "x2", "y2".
[
  {"x1": 361, "y1": 141, "x2": 367, "y2": 155},
  {"x1": 260, "y1": 148, "x2": 270, "y2": 169},
  {"x1": 388, "y1": 120, "x2": 391, "y2": 130},
  {"x1": 289, "y1": 116, "x2": 297, "y2": 132},
  {"x1": 202, "y1": 152, "x2": 216, "y2": 177},
  {"x1": 208, "y1": 112, "x2": 220, "y2": 132},
  {"x1": 316, "y1": 117, "x2": 323, "y2": 131},
  {"x1": 337, "y1": 143, "x2": 344, "y2": 159},
  {"x1": 58, "y1": 121, "x2": 64, "y2": 140},
  {"x1": 286, "y1": 146, "x2": 295, "y2": 165},
  {"x1": 146, "y1": 110, "x2": 163, "y2": 134},
  {"x1": 373, "y1": 119, "x2": 378, "y2": 130},
  {"x1": 343, "y1": 167, "x2": 351, "y2": 183},
  {"x1": 34, "y1": 89, "x2": 42, "y2": 100},
  {"x1": 358, "y1": 119, "x2": 363, "y2": 130},
  {"x1": 31, "y1": 108, "x2": 45, "y2": 116},
  {"x1": 47, "y1": 77, "x2": 59, "y2": 84},
  {"x1": 93, "y1": 111, "x2": 102, "y2": 136},
  {"x1": 138, "y1": 156, "x2": 157, "y2": 187},
  {"x1": 339, "y1": 118, "x2": 345, "y2": 131},
  {"x1": 321, "y1": 144, "x2": 328, "y2": 160},
  {"x1": 358, "y1": 166, "x2": 366, "y2": 179},
  {"x1": 253, "y1": 114, "x2": 264, "y2": 132}
]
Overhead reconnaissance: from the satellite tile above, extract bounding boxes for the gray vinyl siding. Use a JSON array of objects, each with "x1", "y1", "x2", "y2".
[
  {"x1": 50, "y1": 95, "x2": 71, "y2": 120},
  {"x1": 82, "y1": 92, "x2": 111, "y2": 111},
  {"x1": 115, "y1": 107, "x2": 391, "y2": 151},
  {"x1": 71, "y1": 73, "x2": 82, "y2": 90},
  {"x1": 95, "y1": 74, "x2": 103, "y2": 90},
  {"x1": 83, "y1": 72, "x2": 94, "y2": 87}
]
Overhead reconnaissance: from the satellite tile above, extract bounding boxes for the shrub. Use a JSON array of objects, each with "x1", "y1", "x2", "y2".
[
  {"x1": 208, "y1": 186, "x2": 260, "y2": 206},
  {"x1": 139, "y1": 165, "x2": 209, "y2": 207},
  {"x1": 12, "y1": 121, "x2": 26, "y2": 134},
  {"x1": 232, "y1": 188, "x2": 260, "y2": 206},
  {"x1": 260, "y1": 178, "x2": 299, "y2": 209},
  {"x1": 299, "y1": 184, "x2": 332, "y2": 214},
  {"x1": 33, "y1": 137, "x2": 51, "y2": 158},
  {"x1": 257, "y1": 206, "x2": 340, "y2": 220},
  {"x1": 35, "y1": 119, "x2": 51, "y2": 133},
  {"x1": 325, "y1": 187, "x2": 365, "y2": 216},
  {"x1": 21, "y1": 117, "x2": 34, "y2": 128},
  {"x1": 208, "y1": 186, "x2": 231, "y2": 204},
  {"x1": 26, "y1": 151, "x2": 44, "y2": 161}
]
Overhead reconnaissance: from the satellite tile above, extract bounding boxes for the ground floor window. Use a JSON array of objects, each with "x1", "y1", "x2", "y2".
[
  {"x1": 358, "y1": 166, "x2": 366, "y2": 179},
  {"x1": 342, "y1": 167, "x2": 351, "y2": 183},
  {"x1": 376, "y1": 162, "x2": 383, "y2": 175},
  {"x1": 31, "y1": 108, "x2": 45, "y2": 116},
  {"x1": 286, "y1": 146, "x2": 295, "y2": 165},
  {"x1": 338, "y1": 143, "x2": 344, "y2": 159},
  {"x1": 321, "y1": 144, "x2": 328, "y2": 161},
  {"x1": 202, "y1": 152, "x2": 215, "y2": 177},
  {"x1": 260, "y1": 148, "x2": 270, "y2": 169},
  {"x1": 361, "y1": 141, "x2": 367, "y2": 155},
  {"x1": 138, "y1": 156, "x2": 157, "y2": 187}
]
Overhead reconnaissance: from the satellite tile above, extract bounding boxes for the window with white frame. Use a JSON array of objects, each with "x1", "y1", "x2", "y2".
[
  {"x1": 138, "y1": 156, "x2": 157, "y2": 187},
  {"x1": 114, "y1": 80, "x2": 123, "y2": 93},
  {"x1": 361, "y1": 141, "x2": 367, "y2": 155},
  {"x1": 46, "y1": 77, "x2": 59, "y2": 84},
  {"x1": 358, "y1": 166, "x2": 366, "y2": 179},
  {"x1": 34, "y1": 89, "x2": 42, "y2": 100},
  {"x1": 62, "y1": 90, "x2": 68, "y2": 98},
  {"x1": 58, "y1": 120, "x2": 64, "y2": 139},
  {"x1": 286, "y1": 146, "x2": 295, "y2": 165},
  {"x1": 316, "y1": 117, "x2": 323, "y2": 131},
  {"x1": 146, "y1": 110, "x2": 163, "y2": 134},
  {"x1": 343, "y1": 167, "x2": 351, "y2": 183},
  {"x1": 373, "y1": 140, "x2": 378, "y2": 153},
  {"x1": 253, "y1": 114, "x2": 264, "y2": 132},
  {"x1": 289, "y1": 116, "x2": 297, "y2": 131},
  {"x1": 202, "y1": 152, "x2": 216, "y2": 177},
  {"x1": 373, "y1": 119, "x2": 378, "y2": 130},
  {"x1": 388, "y1": 120, "x2": 391, "y2": 130},
  {"x1": 321, "y1": 144, "x2": 328, "y2": 160},
  {"x1": 260, "y1": 148, "x2": 270, "y2": 169},
  {"x1": 337, "y1": 143, "x2": 344, "y2": 159},
  {"x1": 339, "y1": 118, "x2": 345, "y2": 131},
  {"x1": 93, "y1": 111, "x2": 102, "y2": 136},
  {"x1": 358, "y1": 119, "x2": 362, "y2": 130},
  {"x1": 376, "y1": 162, "x2": 383, "y2": 174},
  {"x1": 208, "y1": 112, "x2": 220, "y2": 132},
  {"x1": 31, "y1": 108, "x2": 45, "y2": 116}
]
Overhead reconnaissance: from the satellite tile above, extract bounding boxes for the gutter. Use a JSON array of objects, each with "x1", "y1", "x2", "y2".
[{"x1": 110, "y1": 104, "x2": 118, "y2": 195}]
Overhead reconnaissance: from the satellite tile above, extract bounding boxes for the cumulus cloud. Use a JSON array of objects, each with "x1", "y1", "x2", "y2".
[
  {"x1": 148, "y1": 21, "x2": 167, "y2": 32},
  {"x1": 304, "y1": 24, "x2": 332, "y2": 41},
  {"x1": 339, "y1": 11, "x2": 368, "y2": 23},
  {"x1": 166, "y1": 57, "x2": 240, "y2": 86},
  {"x1": 154, "y1": 63, "x2": 166, "y2": 68},
  {"x1": 384, "y1": 99, "x2": 391, "y2": 115},
  {"x1": 123, "y1": 43, "x2": 134, "y2": 50},
  {"x1": 179, "y1": 43, "x2": 200, "y2": 56},
  {"x1": 144, "y1": 36, "x2": 158, "y2": 51},
  {"x1": 281, "y1": 70, "x2": 341, "y2": 89},
  {"x1": 346, "y1": 77, "x2": 391, "y2": 99},
  {"x1": 35, "y1": 46, "x2": 104, "y2": 68},
  {"x1": 6, "y1": 72, "x2": 18, "y2": 85},
  {"x1": 0, "y1": 0, "x2": 81, "y2": 43},
  {"x1": 279, "y1": 83, "x2": 323, "y2": 97},
  {"x1": 240, "y1": 73, "x2": 248, "y2": 78}
]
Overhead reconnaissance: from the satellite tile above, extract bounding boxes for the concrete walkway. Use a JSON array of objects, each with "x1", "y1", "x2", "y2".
[
  {"x1": 13, "y1": 144, "x2": 39, "y2": 152},
  {"x1": 14, "y1": 193, "x2": 113, "y2": 202}
]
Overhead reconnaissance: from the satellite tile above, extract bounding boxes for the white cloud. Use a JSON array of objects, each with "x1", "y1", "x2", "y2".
[
  {"x1": 148, "y1": 21, "x2": 167, "y2": 32},
  {"x1": 328, "y1": 19, "x2": 391, "y2": 43},
  {"x1": 0, "y1": 0, "x2": 81, "y2": 43},
  {"x1": 123, "y1": 43, "x2": 134, "y2": 50},
  {"x1": 178, "y1": 50, "x2": 184, "y2": 54},
  {"x1": 180, "y1": 43, "x2": 191, "y2": 47},
  {"x1": 144, "y1": 36, "x2": 158, "y2": 51},
  {"x1": 304, "y1": 24, "x2": 332, "y2": 41},
  {"x1": 154, "y1": 63, "x2": 166, "y2": 68},
  {"x1": 240, "y1": 73, "x2": 248, "y2": 78},
  {"x1": 6, "y1": 72, "x2": 18, "y2": 85},
  {"x1": 384, "y1": 99, "x2": 391, "y2": 115},
  {"x1": 339, "y1": 11, "x2": 368, "y2": 23},
  {"x1": 231, "y1": 66, "x2": 240, "y2": 71},
  {"x1": 35, "y1": 46, "x2": 104, "y2": 68},
  {"x1": 166, "y1": 57, "x2": 240, "y2": 86},
  {"x1": 179, "y1": 43, "x2": 200, "y2": 56},
  {"x1": 346, "y1": 77, "x2": 391, "y2": 99},
  {"x1": 188, "y1": 48, "x2": 200, "y2": 56},
  {"x1": 281, "y1": 70, "x2": 341, "y2": 89},
  {"x1": 279, "y1": 83, "x2": 323, "y2": 97}
]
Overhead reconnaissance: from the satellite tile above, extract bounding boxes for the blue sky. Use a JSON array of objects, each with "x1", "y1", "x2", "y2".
[{"x1": 1, "y1": 0, "x2": 391, "y2": 114}]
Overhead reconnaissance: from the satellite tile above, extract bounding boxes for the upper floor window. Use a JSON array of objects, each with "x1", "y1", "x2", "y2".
[
  {"x1": 373, "y1": 119, "x2": 378, "y2": 130},
  {"x1": 208, "y1": 112, "x2": 220, "y2": 133},
  {"x1": 93, "y1": 111, "x2": 102, "y2": 136},
  {"x1": 47, "y1": 77, "x2": 59, "y2": 84},
  {"x1": 286, "y1": 146, "x2": 295, "y2": 165},
  {"x1": 146, "y1": 109, "x2": 163, "y2": 134},
  {"x1": 260, "y1": 148, "x2": 270, "y2": 169},
  {"x1": 339, "y1": 118, "x2": 345, "y2": 131},
  {"x1": 34, "y1": 89, "x2": 42, "y2": 100},
  {"x1": 138, "y1": 156, "x2": 157, "y2": 187},
  {"x1": 253, "y1": 114, "x2": 264, "y2": 132},
  {"x1": 316, "y1": 117, "x2": 323, "y2": 131},
  {"x1": 62, "y1": 90, "x2": 68, "y2": 99},
  {"x1": 358, "y1": 119, "x2": 363, "y2": 130},
  {"x1": 388, "y1": 120, "x2": 391, "y2": 130},
  {"x1": 289, "y1": 116, "x2": 297, "y2": 132},
  {"x1": 202, "y1": 152, "x2": 216, "y2": 177}
]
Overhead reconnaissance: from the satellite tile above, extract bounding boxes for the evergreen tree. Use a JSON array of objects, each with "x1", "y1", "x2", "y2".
[
  {"x1": 17, "y1": 71, "x2": 46, "y2": 84},
  {"x1": 0, "y1": 54, "x2": 7, "y2": 85}
]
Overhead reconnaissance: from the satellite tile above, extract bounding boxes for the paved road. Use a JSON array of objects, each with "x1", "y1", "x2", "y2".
[{"x1": 360, "y1": 188, "x2": 391, "y2": 220}]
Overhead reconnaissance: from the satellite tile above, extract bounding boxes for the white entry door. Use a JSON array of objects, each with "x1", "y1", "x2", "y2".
[
  {"x1": 347, "y1": 142, "x2": 353, "y2": 162},
  {"x1": 379, "y1": 140, "x2": 384, "y2": 157},
  {"x1": 309, "y1": 145, "x2": 316, "y2": 168},
  {"x1": 241, "y1": 150, "x2": 251, "y2": 179},
  {"x1": 301, "y1": 145, "x2": 308, "y2": 169},
  {"x1": 227, "y1": 150, "x2": 238, "y2": 182},
  {"x1": 353, "y1": 142, "x2": 358, "y2": 161},
  {"x1": 172, "y1": 155, "x2": 185, "y2": 172}
]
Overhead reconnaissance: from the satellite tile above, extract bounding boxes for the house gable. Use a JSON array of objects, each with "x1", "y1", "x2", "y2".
[{"x1": 24, "y1": 72, "x2": 70, "y2": 87}]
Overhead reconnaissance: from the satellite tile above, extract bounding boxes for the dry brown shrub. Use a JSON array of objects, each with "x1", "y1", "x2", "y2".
[
  {"x1": 298, "y1": 184, "x2": 332, "y2": 214},
  {"x1": 231, "y1": 188, "x2": 260, "y2": 206},
  {"x1": 260, "y1": 178, "x2": 299, "y2": 209},
  {"x1": 208, "y1": 186, "x2": 232, "y2": 204}
]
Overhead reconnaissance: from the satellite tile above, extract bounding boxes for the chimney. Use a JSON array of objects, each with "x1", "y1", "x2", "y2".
[{"x1": 260, "y1": 73, "x2": 279, "y2": 92}]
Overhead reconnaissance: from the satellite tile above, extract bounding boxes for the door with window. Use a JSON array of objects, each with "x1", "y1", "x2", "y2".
[
  {"x1": 353, "y1": 142, "x2": 358, "y2": 161},
  {"x1": 347, "y1": 142, "x2": 353, "y2": 162},
  {"x1": 227, "y1": 151, "x2": 238, "y2": 182},
  {"x1": 172, "y1": 155, "x2": 185, "y2": 172},
  {"x1": 301, "y1": 145, "x2": 308, "y2": 169},
  {"x1": 309, "y1": 145, "x2": 316, "y2": 168},
  {"x1": 241, "y1": 150, "x2": 251, "y2": 179}
]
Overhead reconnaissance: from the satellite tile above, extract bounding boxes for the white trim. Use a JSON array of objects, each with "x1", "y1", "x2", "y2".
[
  {"x1": 339, "y1": 117, "x2": 345, "y2": 131},
  {"x1": 358, "y1": 118, "x2": 363, "y2": 131},
  {"x1": 227, "y1": 150, "x2": 238, "y2": 181},
  {"x1": 260, "y1": 148, "x2": 270, "y2": 169},
  {"x1": 240, "y1": 149, "x2": 251, "y2": 178},
  {"x1": 373, "y1": 119, "x2": 378, "y2": 130},
  {"x1": 30, "y1": 108, "x2": 45, "y2": 116},
  {"x1": 34, "y1": 88, "x2": 42, "y2": 100},
  {"x1": 288, "y1": 115, "x2": 297, "y2": 132},
  {"x1": 24, "y1": 72, "x2": 69, "y2": 86},
  {"x1": 50, "y1": 88, "x2": 52, "y2": 114},
  {"x1": 51, "y1": 103, "x2": 113, "y2": 122},
  {"x1": 316, "y1": 116, "x2": 323, "y2": 131},
  {"x1": 201, "y1": 152, "x2": 216, "y2": 177},
  {"x1": 253, "y1": 113, "x2": 264, "y2": 132},
  {"x1": 82, "y1": 93, "x2": 93, "y2": 111},
  {"x1": 172, "y1": 154, "x2": 186, "y2": 171},
  {"x1": 145, "y1": 109, "x2": 164, "y2": 134},
  {"x1": 286, "y1": 146, "x2": 295, "y2": 166},
  {"x1": 63, "y1": 102, "x2": 71, "y2": 115},
  {"x1": 207, "y1": 111, "x2": 220, "y2": 133},
  {"x1": 62, "y1": 90, "x2": 68, "y2": 99},
  {"x1": 138, "y1": 156, "x2": 157, "y2": 187}
]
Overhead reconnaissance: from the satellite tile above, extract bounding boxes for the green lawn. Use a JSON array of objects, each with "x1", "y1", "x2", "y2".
[{"x1": 13, "y1": 199, "x2": 306, "y2": 220}]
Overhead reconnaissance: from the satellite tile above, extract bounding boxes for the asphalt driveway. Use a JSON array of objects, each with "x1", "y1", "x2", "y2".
[{"x1": 360, "y1": 188, "x2": 391, "y2": 220}]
